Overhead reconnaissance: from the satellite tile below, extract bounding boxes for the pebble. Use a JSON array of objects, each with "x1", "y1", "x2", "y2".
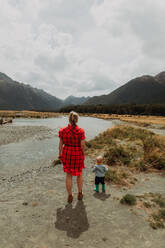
[{"x1": 32, "y1": 202, "x2": 39, "y2": 207}]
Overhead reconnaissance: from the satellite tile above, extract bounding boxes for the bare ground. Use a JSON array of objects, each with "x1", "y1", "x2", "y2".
[
  {"x1": 0, "y1": 156, "x2": 165, "y2": 248},
  {"x1": 1, "y1": 123, "x2": 165, "y2": 248}
]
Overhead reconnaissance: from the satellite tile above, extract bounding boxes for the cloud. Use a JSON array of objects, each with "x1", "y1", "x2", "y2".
[{"x1": 0, "y1": 0, "x2": 165, "y2": 99}]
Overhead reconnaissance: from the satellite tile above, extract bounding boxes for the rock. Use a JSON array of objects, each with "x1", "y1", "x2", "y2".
[
  {"x1": 32, "y1": 202, "x2": 38, "y2": 207},
  {"x1": 52, "y1": 159, "x2": 62, "y2": 167},
  {"x1": 102, "y1": 237, "x2": 108, "y2": 242}
]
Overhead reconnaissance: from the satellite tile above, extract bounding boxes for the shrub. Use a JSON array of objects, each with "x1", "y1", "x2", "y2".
[
  {"x1": 104, "y1": 144, "x2": 132, "y2": 166},
  {"x1": 120, "y1": 194, "x2": 137, "y2": 206},
  {"x1": 150, "y1": 210, "x2": 165, "y2": 229},
  {"x1": 134, "y1": 159, "x2": 147, "y2": 171},
  {"x1": 107, "y1": 126, "x2": 155, "y2": 142},
  {"x1": 105, "y1": 169, "x2": 121, "y2": 184},
  {"x1": 145, "y1": 149, "x2": 165, "y2": 170},
  {"x1": 143, "y1": 202, "x2": 152, "y2": 208},
  {"x1": 87, "y1": 125, "x2": 165, "y2": 172},
  {"x1": 150, "y1": 221, "x2": 164, "y2": 229},
  {"x1": 152, "y1": 197, "x2": 165, "y2": 208},
  {"x1": 159, "y1": 209, "x2": 165, "y2": 220}
]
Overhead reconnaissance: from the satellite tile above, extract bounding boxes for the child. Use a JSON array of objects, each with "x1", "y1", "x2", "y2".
[{"x1": 92, "y1": 156, "x2": 108, "y2": 193}]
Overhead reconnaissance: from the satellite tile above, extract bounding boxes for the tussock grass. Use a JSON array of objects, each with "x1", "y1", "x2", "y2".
[
  {"x1": 105, "y1": 167, "x2": 137, "y2": 187},
  {"x1": 152, "y1": 196, "x2": 165, "y2": 208},
  {"x1": 104, "y1": 143, "x2": 133, "y2": 166},
  {"x1": 120, "y1": 194, "x2": 137, "y2": 206},
  {"x1": 150, "y1": 209, "x2": 165, "y2": 229},
  {"x1": 134, "y1": 193, "x2": 165, "y2": 229},
  {"x1": 87, "y1": 125, "x2": 165, "y2": 172}
]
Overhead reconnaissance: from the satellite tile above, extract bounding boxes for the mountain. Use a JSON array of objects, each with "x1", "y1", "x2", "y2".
[
  {"x1": 85, "y1": 72, "x2": 165, "y2": 105},
  {"x1": 63, "y1": 95, "x2": 90, "y2": 106},
  {"x1": 0, "y1": 72, "x2": 62, "y2": 110}
]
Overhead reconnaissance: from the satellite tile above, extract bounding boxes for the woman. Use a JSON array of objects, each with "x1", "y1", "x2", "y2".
[{"x1": 59, "y1": 111, "x2": 86, "y2": 203}]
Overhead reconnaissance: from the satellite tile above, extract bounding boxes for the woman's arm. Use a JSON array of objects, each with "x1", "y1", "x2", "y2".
[
  {"x1": 59, "y1": 138, "x2": 63, "y2": 157},
  {"x1": 81, "y1": 139, "x2": 86, "y2": 154}
]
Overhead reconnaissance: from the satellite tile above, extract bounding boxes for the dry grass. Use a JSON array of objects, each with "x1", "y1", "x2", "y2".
[
  {"x1": 0, "y1": 110, "x2": 62, "y2": 118},
  {"x1": 85, "y1": 113, "x2": 165, "y2": 128},
  {"x1": 139, "y1": 193, "x2": 165, "y2": 229},
  {"x1": 94, "y1": 125, "x2": 165, "y2": 171},
  {"x1": 86, "y1": 125, "x2": 165, "y2": 187},
  {"x1": 120, "y1": 194, "x2": 137, "y2": 206},
  {"x1": 105, "y1": 166, "x2": 137, "y2": 187},
  {"x1": 121, "y1": 193, "x2": 165, "y2": 229}
]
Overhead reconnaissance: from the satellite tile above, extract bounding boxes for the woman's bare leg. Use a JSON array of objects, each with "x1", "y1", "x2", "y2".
[
  {"x1": 77, "y1": 173, "x2": 83, "y2": 193},
  {"x1": 66, "y1": 173, "x2": 72, "y2": 195}
]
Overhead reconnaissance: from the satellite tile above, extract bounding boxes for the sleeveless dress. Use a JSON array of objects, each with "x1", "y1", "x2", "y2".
[{"x1": 59, "y1": 124, "x2": 86, "y2": 176}]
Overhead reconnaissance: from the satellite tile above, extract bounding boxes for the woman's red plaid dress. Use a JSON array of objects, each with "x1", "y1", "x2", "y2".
[{"x1": 59, "y1": 124, "x2": 86, "y2": 176}]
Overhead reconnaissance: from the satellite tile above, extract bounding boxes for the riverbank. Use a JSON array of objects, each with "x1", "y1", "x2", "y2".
[
  {"x1": 0, "y1": 110, "x2": 62, "y2": 118},
  {"x1": 0, "y1": 125, "x2": 55, "y2": 146},
  {"x1": 1, "y1": 117, "x2": 165, "y2": 247},
  {"x1": 0, "y1": 111, "x2": 165, "y2": 128},
  {"x1": 83, "y1": 113, "x2": 165, "y2": 129}
]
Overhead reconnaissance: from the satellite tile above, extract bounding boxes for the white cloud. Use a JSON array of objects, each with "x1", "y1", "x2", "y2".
[{"x1": 0, "y1": 0, "x2": 165, "y2": 99}]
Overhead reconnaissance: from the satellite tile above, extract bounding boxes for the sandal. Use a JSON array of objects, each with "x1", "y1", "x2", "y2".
[
  {"x1": 78, "y1": 191, "x2": 83, "y2": 200},
  {"x1": 67, "y1": 194, "x2": 73, "y2": 203}
]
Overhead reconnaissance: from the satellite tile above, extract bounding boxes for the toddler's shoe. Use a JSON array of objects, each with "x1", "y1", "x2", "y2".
[
  {"x1": 102, "y1": 184, "x2": 106, "y2": 193},
  {"x1": 94, "y1": 184, "x2": 99, "y2": 193}
]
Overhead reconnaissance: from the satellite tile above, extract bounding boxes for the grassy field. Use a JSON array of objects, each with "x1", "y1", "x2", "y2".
[{"x1": 0, "y1": 110, "x2": 62, "y2": 118}]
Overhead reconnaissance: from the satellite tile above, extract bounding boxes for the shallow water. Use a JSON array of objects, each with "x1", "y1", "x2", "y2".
[
  {"x1": 0, "y1": 116, "x2": 115, "y2": 177},
  {"x1": 1, "y1": 116, "x2": 165, "y2": 178}
]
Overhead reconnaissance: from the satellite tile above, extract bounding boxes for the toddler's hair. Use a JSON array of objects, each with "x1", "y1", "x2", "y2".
[
  {"x1": 69, "y1": 111, "x2": 79, "y2": 126},
  {"x1": 96, "y1": 155, "x2": 103, "y2": 164}
]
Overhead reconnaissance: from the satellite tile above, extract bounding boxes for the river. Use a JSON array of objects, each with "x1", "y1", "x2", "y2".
[
  {"x1": 0, "y1": 116, "x2": 116, "y2": 177},
  {"x1": 1, "y1": 116, "x2": 165, "y2": 179}
]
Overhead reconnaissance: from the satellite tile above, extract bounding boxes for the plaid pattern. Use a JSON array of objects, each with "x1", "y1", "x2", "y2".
[{"x1": 59, "y1": 124, "x2": 86, "y2": 176}]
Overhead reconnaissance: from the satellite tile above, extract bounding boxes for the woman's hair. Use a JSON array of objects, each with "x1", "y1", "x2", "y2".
[{"x1": 69, "y1": 111, "x2": 79, "y2": 126}]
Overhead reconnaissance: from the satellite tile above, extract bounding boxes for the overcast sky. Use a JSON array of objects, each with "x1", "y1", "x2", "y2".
[{"x1": 0, "y1": 0, "x2": 165, "y2": 99}]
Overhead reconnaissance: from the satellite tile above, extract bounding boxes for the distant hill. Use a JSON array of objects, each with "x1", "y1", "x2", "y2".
[
  {"x1": 85, "y1": 72, "x2": 165, "y2": 105},
  {"x1": 2, "y1": 71, "x2": 165, "y2": 111},
  {"x1": 63, "y1": 95, "x2": 90, "y2": 106},
  {"x1": 0, "y1": 72, "x2": 62, "y2": 110},
  {"x1": 0, "y1": 72, "x2": 90, "y2": 111}
]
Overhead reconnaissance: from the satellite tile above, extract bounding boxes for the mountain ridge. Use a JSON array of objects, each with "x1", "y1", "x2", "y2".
[
  {"x1": 85, "y1": 72, "x2": 165, "y2": 105},
  {"x1": 0, "y1": 72, "x2": 63, "y2": 110},
  {"x1": 0, "y1": 72, "x2": 90, "y2": 110},
  {"x1": 1, "y1": 71, "x2": 165, "y2": 111}
]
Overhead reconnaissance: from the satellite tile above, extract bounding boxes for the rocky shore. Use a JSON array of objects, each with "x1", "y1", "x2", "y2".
[{"x1": 0, "y1": 125, "x2": 56, "y2": 146}]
